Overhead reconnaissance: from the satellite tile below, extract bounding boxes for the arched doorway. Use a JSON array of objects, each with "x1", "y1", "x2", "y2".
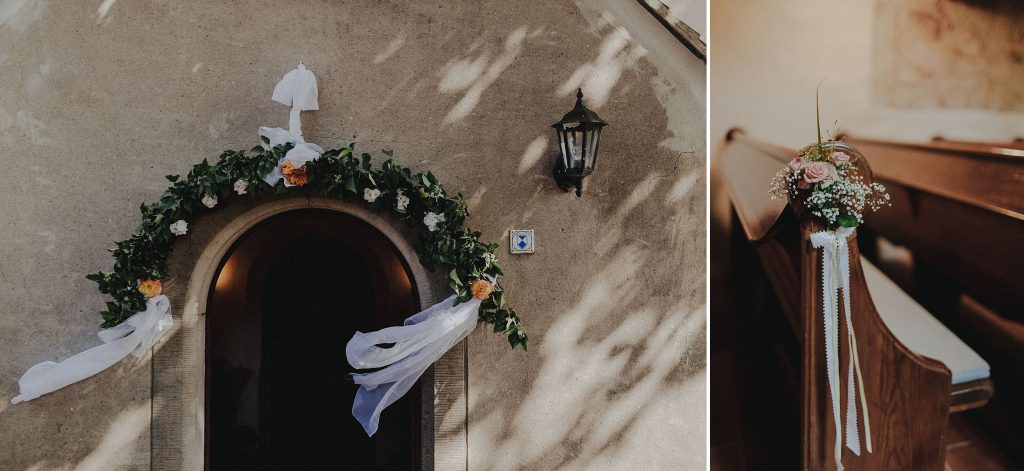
[{"x1": 204, "y1": 209, "x2": 421, "y2": 470}]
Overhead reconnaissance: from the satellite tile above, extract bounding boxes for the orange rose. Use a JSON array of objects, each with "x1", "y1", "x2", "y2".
[
  {"x1": 281, "y1": 160, "x2": 308, "y2": 186},
  {"x1": 138, "y1": 279, "x2": 163, "y2": 298},
  {"x1": 470, "y1": 279, "x2": 493, "y2": 300}
]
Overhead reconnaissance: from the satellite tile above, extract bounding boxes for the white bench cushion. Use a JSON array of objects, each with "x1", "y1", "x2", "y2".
[{"x1": 861, "y1": 258, "x2": 990, "y2": 385}]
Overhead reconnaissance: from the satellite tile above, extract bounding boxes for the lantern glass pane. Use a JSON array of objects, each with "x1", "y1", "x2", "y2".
[
  {"x1": 555, "y1": 127, "x2": 569, "y2": 169},
  {"x1": 568, "y1": 127, "x2": 583, "y2": 170},
  {"x1": 585, "y1": 127, "x2": 601, "y2": 172}
]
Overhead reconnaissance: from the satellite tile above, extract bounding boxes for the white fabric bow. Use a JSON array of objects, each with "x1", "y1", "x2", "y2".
[
  {"x1": 346, "y1": 295, "x2": 480, "y2": 436},
  {"x1": 809, "y1": 227, "x2": 872, "y2": 470},
  {"x1": 260, "y1": 63, "x2": 323, "y2": 187},
  {"x1": 11, "y1": 295, "x2": 173, "y2": 404},
  {"x1": 270, "y1": 63, "x2": 318, "y2": 140}
]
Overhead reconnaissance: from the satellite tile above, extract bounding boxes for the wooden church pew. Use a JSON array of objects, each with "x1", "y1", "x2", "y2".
[
  {"x1": 718, "y1": 129, "x2": 994, "y2": 470},
  {"x1": 840, "y1": 135, "x2": 1024, "y2": 465}
]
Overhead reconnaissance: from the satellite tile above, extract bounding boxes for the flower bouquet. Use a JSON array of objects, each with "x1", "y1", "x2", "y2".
[{"x1": 769, "y1": 101, "x2": 889, "y2": 228}]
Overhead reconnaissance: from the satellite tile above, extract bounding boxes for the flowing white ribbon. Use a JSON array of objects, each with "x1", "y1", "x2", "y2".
[
  {"x1": 11, "y1": 295, "x2": 173, "y2": 404},
  {"x1": 810, "y1": 228, "x2": 872, "y2": 470},
  {"x1": 346, "y1": 295, "x2": 480, "y2": 436},
  {"x1": 260, "y1": 63, "x2": 323, "y2": 187}
]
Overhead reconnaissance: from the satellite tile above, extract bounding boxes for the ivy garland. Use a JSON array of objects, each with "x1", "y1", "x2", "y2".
[{"x1": 86, "y1": 139, "x2": 528, "y2": 350}]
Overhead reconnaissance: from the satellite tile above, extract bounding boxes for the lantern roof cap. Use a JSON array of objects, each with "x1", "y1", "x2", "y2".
[{"x1": 553, "y1": 88, "x2": 607, "y2": 127}]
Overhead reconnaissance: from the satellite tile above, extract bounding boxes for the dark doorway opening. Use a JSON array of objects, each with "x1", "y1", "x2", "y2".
[{"x1": 206, "y1": 209, "x2": 422, "y2": 471}]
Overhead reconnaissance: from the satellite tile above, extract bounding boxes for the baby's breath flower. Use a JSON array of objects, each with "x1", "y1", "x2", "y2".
[{"x1": 770, "y1": 141, "x2": 889, "y2": 228}]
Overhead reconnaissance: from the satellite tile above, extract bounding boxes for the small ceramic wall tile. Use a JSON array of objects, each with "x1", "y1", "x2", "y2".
[{"x1": 509, "y1": 229, "x2": 535, "y2": 254}]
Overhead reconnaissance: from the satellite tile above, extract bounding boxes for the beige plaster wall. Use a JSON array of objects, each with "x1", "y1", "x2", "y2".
[{"x1": 0, "y1": 1, "x2": 706, "y2": 470}]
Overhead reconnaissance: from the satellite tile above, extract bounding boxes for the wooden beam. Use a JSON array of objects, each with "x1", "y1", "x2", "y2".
[{"x1": 635, "y1": 0, "x2": 706, "y2": 63}]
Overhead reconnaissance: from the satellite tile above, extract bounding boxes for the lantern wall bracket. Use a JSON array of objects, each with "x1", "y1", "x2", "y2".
[{"x1": 552, "y1": 162, "x2": 583, "y2": 197}]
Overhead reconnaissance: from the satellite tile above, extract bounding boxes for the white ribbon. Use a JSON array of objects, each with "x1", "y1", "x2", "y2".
[
  {"x1": 259, "y1": 63, "x2": 323, "y2": 187},
  {"x1": 11, "y1": 295, "x2": 173, "y2": 404},
  {"x1": 269, "y1": 62, "x2": 318, "y2": 141},
  {"x1": 346, "y1": 295, "x2": 480, "y2": 436},
  {"x1": 810, "y1": 228, "x2": 872, "y2": 470}
]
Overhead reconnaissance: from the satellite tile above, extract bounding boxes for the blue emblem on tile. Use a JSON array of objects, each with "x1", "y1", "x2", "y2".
[{"x1": 509, "y1": 229, "x2": 535, "y2": 254}]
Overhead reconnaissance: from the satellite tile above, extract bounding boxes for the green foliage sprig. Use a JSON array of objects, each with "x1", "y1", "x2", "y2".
[{"x1": 87, "y1": 139, "x2": 527, "y2": 350}]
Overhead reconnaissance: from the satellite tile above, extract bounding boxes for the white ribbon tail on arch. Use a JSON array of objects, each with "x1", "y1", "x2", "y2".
[
  {"x1": 11, "y1": 295, "x2": 172, "y2": 404},
  {"x1": 345, "y1": 295, "x2": 480, "y2": 436},
  {"x1": 809, "y1": 227, "x2": 873, "y2": 471}
]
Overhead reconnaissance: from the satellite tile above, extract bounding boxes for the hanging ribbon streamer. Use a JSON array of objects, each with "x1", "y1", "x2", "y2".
[
  {"x1": 260, "y1": 63, "x2": 324, "y2": 187},
  {"x1": 346, "y1": 295, "x2": 480, "y2": 436},
  {"x1": 809, "y1": 227, "x2": 872, "y2": 470},
  {"x1": 11, "y1": 295, "x2": 173, "y2": 404}
]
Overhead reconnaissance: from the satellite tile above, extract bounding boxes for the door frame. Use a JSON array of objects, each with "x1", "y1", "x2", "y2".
[{"x1": 150, "y1": 196, "x2": 467, "y2": 471}]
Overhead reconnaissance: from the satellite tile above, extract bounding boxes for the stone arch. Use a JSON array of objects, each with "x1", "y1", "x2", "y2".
[{"x1": 150, "y1": 195, "x2": 467, "y2": 471}]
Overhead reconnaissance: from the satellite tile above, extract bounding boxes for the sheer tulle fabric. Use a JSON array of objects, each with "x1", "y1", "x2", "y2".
[
  {"x1": 11, "y1": 295, "x2": 172, "y2": 404},
  {"x1": 346, "y1": 295, "x2": 480, "y2": 436}
]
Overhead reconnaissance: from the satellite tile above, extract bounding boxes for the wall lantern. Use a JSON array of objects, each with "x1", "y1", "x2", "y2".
[{"x1": 552, "y1": 88, "x2": 608, "y2": 197}]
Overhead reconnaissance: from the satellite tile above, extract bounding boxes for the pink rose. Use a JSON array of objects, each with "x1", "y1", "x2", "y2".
[
  {"x1": 803, "y1": 161, "x2": 836, "y2": 184},
  {"x1": 787, "y1": 157, "x2": 805, "y2": 171},
  {"x1": 830, "y1": 151, "x2": 851, "y2": 165}
]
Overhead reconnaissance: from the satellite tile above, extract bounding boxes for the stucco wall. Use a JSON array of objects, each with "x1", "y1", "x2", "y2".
[{"x1": 0, "y1": 1, "x2": 706, "y2": 470}]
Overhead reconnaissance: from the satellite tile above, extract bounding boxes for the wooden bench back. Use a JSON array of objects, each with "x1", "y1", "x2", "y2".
[
  {"x1": 719, "y1": 130, "x2": 953, "y2": 470},
  {"x1": 842, "y1": 135, "x2": 1023, "y2": 463},
  {"x1": 841, "y1": 135, "x2": 1024, "y2": 318}
]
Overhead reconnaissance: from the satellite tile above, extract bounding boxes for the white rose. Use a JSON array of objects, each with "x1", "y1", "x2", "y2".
[
  {"x1": 170, "y1": 220, "x2": 188, "y2": 236},
  {"x1": 233, "y1": 179, "x2": 248, "y2": 195},
  {"x1": 423, "y1": 212, "x2": 445, "y2": 232},
  {"x1": 363, "y1": 188, "x2": 382, "y2": 203},
  {"x1": 396, "y1": 193, "x2": 410, "y2": 211},
  {"x1": 201, "y1": 195, "x2": 218, "y2": 208}
]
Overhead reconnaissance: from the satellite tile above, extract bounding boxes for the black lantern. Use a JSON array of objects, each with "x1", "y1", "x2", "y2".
[{"x1": 552, "y1": 88, "x2": 607, "y2": 197}]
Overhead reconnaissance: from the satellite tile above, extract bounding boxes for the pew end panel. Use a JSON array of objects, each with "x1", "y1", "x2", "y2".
[
  {"x1": 800, "y1": 221, "x2": 952, "y2": 471},
  {"x1": 841, "y1": 135, "x2": 1021, "y2": 464},
  {"x1": 718, "y1": 130, "x2": 995, "y2": 470}
]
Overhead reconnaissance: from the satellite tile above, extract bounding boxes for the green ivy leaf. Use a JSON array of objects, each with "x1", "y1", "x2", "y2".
[
  {"x1": 837, "y1": 213, "x2": 859, "y2": 228},
  {"x1": 447, "y1": 269, "x2": 463, "y2": 287}
]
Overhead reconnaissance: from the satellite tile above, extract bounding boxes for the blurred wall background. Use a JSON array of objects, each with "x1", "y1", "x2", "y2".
[{"x1": 710, "y1": 0, "x2": 1024, "y2": 256}]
